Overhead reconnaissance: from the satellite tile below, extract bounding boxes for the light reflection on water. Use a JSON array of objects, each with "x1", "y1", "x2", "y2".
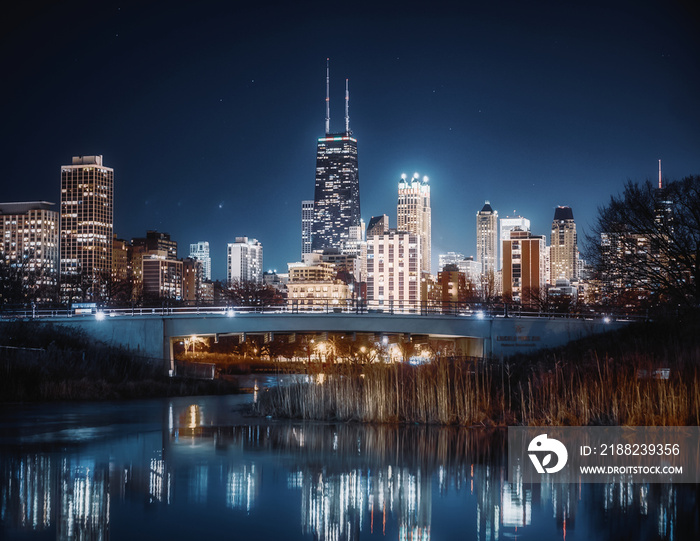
[{"x1": 0, "y1": 395, "x2": 696, "y2": 540}]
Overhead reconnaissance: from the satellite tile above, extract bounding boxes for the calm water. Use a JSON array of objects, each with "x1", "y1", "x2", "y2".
[{"x1": 1, "y1": 393, "x2": 697, "y2": 540}]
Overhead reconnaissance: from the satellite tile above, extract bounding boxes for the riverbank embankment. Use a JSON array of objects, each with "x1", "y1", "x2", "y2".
[{"x1": 0, "y1": 321, "x2": 239, "y2": 401}]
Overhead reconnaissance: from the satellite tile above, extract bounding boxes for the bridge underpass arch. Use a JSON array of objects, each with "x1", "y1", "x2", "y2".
[
  {"x1": 169, "y1": 326, "x2": 486, "y2": 373},
  {"x1": 41, "y1": 311, "x2": 629, "y2": 374}
]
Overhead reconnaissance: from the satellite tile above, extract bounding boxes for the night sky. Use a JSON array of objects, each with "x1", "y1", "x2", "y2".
[{"x1": 2, "y1": 1, "x2": 698, "y2": 279}]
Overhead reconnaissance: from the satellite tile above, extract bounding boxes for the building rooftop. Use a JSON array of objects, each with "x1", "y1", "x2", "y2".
[
  {"x1": 0, "y1": 201, "x2": 56, "y2": 215},
  {"x1": 480, "y1": 201, "x2": 494, "y2": 213},
  {"x1": 553, "y1": 206, "x2": 574, "y2": 221},
  {"x1": 366, "y1": 215, "x2": 389, "y2": 236}
]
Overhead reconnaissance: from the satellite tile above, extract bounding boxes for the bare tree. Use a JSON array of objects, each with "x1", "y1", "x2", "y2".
[
  {"x1": 61, "y1": 268, "x2": 105, "y2": 305},
  {"x1": 480, "y1": 269, "x2": 498, "y2": 304},
  {"x1": 0, "y1": 254, "x2": 29, "y2": 306},
  {"x1": 222, "y1": 280, "x2": 284, "y2": 307},
  {"x1": 586, "y1": 176, "x2": 700, "y2": 311},
  {"x1": 108, "y1": 276, "x2": 134, "y2": 306},
  {"x1": 0, "y1": 250, "x2": 58, "y2": 307}
]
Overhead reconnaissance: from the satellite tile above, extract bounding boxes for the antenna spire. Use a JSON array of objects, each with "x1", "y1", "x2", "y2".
[
  {"x1": 325, "y1": 58, "x2": 330, "y2": 135},
  {"x1": 658, "y1": 159, "x2": 662, "y2": 189},
  {"x1": 345, "y1": 78, "x2": 350, "y2": 134}
]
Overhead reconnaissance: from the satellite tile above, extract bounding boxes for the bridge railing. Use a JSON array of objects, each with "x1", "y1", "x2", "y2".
[{"x1": 0, "y1": 298, "x2": 641, "y2": 322}]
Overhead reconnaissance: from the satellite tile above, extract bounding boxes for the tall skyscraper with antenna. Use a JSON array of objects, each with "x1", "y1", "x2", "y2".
[{"x1": 311, "y1": 60, "x2": 361, "y2": 252}]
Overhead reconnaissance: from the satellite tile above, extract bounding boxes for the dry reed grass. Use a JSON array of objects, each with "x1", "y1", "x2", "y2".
[
  {"x1": 256, "y1": 314, "x2": 700, "y2": 426},
  {"x1": 256, "y1": 360, "x2": 505, "y2": 425},
  {"x1": 255, "y1": 357, "x2": 700, "y2": 426}
]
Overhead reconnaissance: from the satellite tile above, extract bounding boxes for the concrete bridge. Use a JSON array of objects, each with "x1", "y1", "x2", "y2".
[{"x1": 40, "y1": 308, "x2": 630, "y2": 372}]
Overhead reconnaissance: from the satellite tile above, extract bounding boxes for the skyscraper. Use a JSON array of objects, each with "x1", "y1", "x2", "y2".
[
  {"x1": 301, "y1": 200, "x2": 314, "y2": 258},
  {"x1": 182, "y1": 257, "x2": 203, "y2": 302},
  {"x1": 142, "y1": 256, "x2": 183, "y2": 300},
  {"x1": 227, "y1": 237, "x2": 263, "y2": 284},
  {"x1": 311, "y1": 62, "x2": 361, "y2": 252},
  {"x1": 60, "y1": 155, "x2": 113, "y2": 300},
  {"x1": 499, "y1": 213, "x2": 530, "y2": 270},
  {"x1": 550, "y1": 206, "x2": 577, "y2": 282},
  {"x1": 366, "y1": 229, "x2": 421, "y2": 307},
  {"x1": 502, "y1": 228, "x2": 546, "y2": 306},
  {"x1": 189, "y1": 241, "x2": 211, "y2": 281},
  {"x1": 397, "y1": 172, "x2": 431, "y2": 275},
  {"x1": 0, "y1": 201, "x2": 59, "y2": 298},
  {"x1": 476, "y1": 201, "x2": 498, "y2": 278}
]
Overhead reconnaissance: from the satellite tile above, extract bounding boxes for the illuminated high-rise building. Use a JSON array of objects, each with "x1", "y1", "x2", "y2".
[
  {"x1": 502, "y1": 228, "x2": 546, "y2": 305},
  {"x1": 60, "y1": 155, "x2": 113, "y2": 300},
  {"x1": 311, "y1": 62, "x2": 361, "y2": 252},
  {"x1": 397, "y1": 172, "x2": 431, "y2": 275},
  {"x1": 112, "y1": 235, "x2": 129, "y2": 283},
  {"x1": 366, "y1": 226, "x2": 421, "y2": 307},
  {"x1": 0, "y1": 201, "x2": 59, "y2": 298},
  {"x1": 142, "y1": 252, "x2": 183, "y2": 300},
  {"x1": 550, "y1": 206, "x2": 577, "y2": 282},
  {"x1": 301, "y1": 200, "x2": 314, "y2": 258},
  {"x1": 227, "y1": 237, "x2": 263, "y2": 284},
  {"x1": 189, "y1": 241, "x2": 211, "y2": 281},
  {"x1": 476, "y1": 201, "x2": 498, "y2": 277},
  {"x1": 182, "y1": 256, "x2": 203, "y2": 302},
  {"x1": 499, "y1": 213, "x2": 530, "y2": 270}
]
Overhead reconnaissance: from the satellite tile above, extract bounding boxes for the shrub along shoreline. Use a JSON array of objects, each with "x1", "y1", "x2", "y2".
[
  {"x1": 0, "y1": 321, "x2": 239, "y2": 402},
  {"x1": 255, "y1": 314, "x2": 700, "y2": 426}
]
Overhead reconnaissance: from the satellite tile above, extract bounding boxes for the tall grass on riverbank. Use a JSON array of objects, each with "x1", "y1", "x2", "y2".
[
  {"x1": 517, "y1": 355, "x2": 700, "y2": 426},
  {"x1": 255, "y1": 358, "x2": 700, "y2": 426},
  {"x1": 255, "y1": 360, "x2": 500, "y2": 424},
  {"x1": 256, "y1": 316, "x2": 700, "y2": 426}
]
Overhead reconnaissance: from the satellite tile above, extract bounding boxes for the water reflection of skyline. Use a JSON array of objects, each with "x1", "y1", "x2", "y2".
[
  {"x1": 58, "y1": 458, "x2": 110, "y2": 541},
  {"x1": 0, "y1": 399, "x2": 696, "y2": 540}
]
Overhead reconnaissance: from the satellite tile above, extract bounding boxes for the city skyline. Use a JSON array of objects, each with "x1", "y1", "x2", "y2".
[{"x1": 2, "y1": 1, "x2": 699, "y2": 279}]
